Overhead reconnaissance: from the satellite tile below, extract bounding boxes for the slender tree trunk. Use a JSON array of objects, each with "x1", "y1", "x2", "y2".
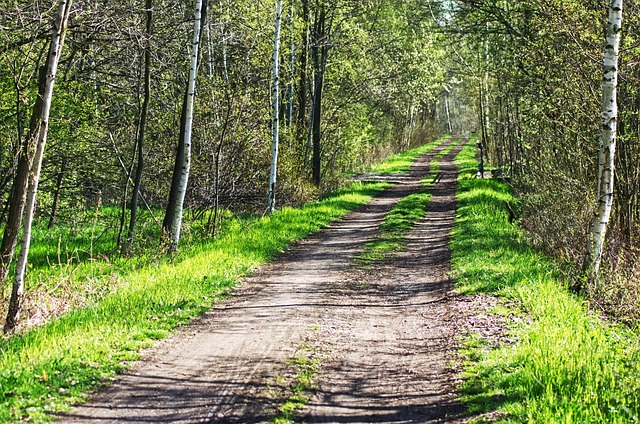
[
  {"x1": 5, "y1": 0, "x2": 73, "y2": 334},
  {"x1": 311, "y1": 7, "x2": 326, "y2": 185},
  {"x1": 483, "y1": 23, "x2": 490, "y2": 148},
  {"x1": 124, "y1": 0, "x2": 153, "y2": 255},
  {"x1": 268, "y1": 0, "x2": 283, "y2": 213},
  {"x1": 585, "y1": 0, "x2": 624, "y2": 281},
  {"x1": 221, "y1": 0, "x2": 229, "y2": 84},
  {"x1": 48, "y1": 156, "x2": 67, "y2": 229},
  {"x1": 297, "y1": 0, "x2": 309, "y2": 132},
  {"x1": 0, "y1": 65, "x2": 47, "y2": 286},
  {"x1": 286, "y1": 0, "x2": 295, "y2": 126},
  {"x1": 445, "y1": 93, "x2": 452, "y2": 134},
  {"x1": 162, "y1": 0, "x2": 207, "y2": 251}
]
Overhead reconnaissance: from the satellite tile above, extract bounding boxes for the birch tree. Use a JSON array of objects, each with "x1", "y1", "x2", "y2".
[
  {"x1": 5, "y1": 0, "x2": 73, "y2": 333},
  {"x1": 162, "y1": 0, "x2": 207, "y2": 251},
  {"x1": 268, "y1": 0, "x2": 283, "y2": 213},
  {"x1": 584, "y1": 0, "x2": 624, "y2": 281}
]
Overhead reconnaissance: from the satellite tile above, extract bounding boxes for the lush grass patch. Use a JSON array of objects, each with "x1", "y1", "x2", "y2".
[
  {"x1": 451, "y1": 142, "x2": 640, "y2": 423},
  {"x1": 0, "y1": 182, "x2": 388, "y2": 423},
  {"x1": 356, "y1": 135, "x2": 459, "y2": 263},
  {"x1": 358, "y1": 190, "x2": 431, "y2": 263}
]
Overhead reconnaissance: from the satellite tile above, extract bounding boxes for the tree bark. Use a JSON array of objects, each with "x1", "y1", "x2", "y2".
[
  {"x1": 48, "y1": 156, "x2": 67, "y2": 229},
  {"x1": 0, "y1": 66, "x2": 46, "y2": 286},
  {"x1": 162, "y1": 0, "x2": 207, "y2": 251},
  {"x1": 311, "y1": 6, "x2": 326, "y2": 186},
  {"x1": 124, "y1": 0, "x2": 153, "y2": 255},
  {"x1": 297, "y1": 0, "x2": 309, "y2": 133},
  {"x1": 268, "y1": 0, "x2": 283, "y2": 213},
  {"x1": 286, "y1": 0, "x2": 295, "y2": 126},
  {"x1": 584, "y1": 0, "x2": 623, "y2": 281},
  {"x1": 5, "y1": 0, "x2": 73, "y2": 333}
]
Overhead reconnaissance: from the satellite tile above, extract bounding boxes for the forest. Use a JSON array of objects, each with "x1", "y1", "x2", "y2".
[{"x1": 0, "y1": 0, "x2": 639, "y2": 422}]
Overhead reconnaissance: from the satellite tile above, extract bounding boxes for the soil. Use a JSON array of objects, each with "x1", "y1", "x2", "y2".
[{"x1": 60, "y1": 137, "x2": 477, "y2": 423}]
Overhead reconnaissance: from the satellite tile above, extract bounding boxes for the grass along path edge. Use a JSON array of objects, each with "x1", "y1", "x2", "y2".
[
  {"x1": 451, "y1": 140, "x2": 640, "y2": 423},
  {"x1": 357, "y1": 135, "x2": 462, "y2": 264},
  {"x1": 0, "y1": 136, "x2": 451, "y2": 423}
]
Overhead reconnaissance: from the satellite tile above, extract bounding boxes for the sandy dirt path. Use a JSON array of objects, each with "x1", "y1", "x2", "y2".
[
  {"x1": 60, "y1": 136, "x2": 466, "y2": 423},
  {"x1": 304, "y1": 141, "x2": 466, "y2": 423}
]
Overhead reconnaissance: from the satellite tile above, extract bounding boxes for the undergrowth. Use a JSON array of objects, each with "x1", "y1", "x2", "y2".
[{"x1": 451, "y1": 141, "x2": 640, "y2": 423}]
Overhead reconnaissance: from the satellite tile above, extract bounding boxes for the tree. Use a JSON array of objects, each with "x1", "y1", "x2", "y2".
[
  {"x1": 5, "y1": 0, "x2": 74, "y2": 333},
  {"x1": 584, "y1": 0, "x2": 624, "y2": 281},
  {"x1": 124, "y1": 0, "x2": 153, "y2": 255},
  {"x1": 310, "y1": 3, "x2": 328, "y2": 185},
  {"x1": 162, "y1": 0, "x2": 207, "y2": 251},
  {"x1": 268, "y1": 0, "x2": 283, "y2": 213}
]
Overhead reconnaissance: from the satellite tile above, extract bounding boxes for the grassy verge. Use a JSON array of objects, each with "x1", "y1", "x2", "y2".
[{"x1": 451, "y1": 142, "x2": 640, "y2": 422}]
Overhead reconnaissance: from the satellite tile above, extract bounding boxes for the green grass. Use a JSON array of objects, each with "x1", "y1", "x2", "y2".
[
  {"x1": 357, "y1": 135, "x2": 464, "y2": 264},
  {"x1": 357, "y1": 161, "x2": 441, "y2": 264},
  {"x1": 271, "y1": 343, "x2": 322, "y2": 424},
  {"x1": 0, "y1": 182, "x2": 389, "y2": 423},
  {"x1": 357, "y1": 190, "x2": 432, "y2": 263},
  {"x1": 451, "y1": 141, "x2": 640, "y2": 423}
]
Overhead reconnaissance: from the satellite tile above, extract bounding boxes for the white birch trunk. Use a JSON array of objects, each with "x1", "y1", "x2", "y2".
[
  {"x1": 5, "y1": 0, "x2": 73, "y2": 332},
  {"x1": 170, "y1": 0, "x2": 204, "y2": 249},
  {"x1": 268, "y1": 0, "x2": 283, "y2": 213},
  {"x1": 586, "y1": 0, "x2": 623, "y2": 279},
  {"x1": 445, "y1": 93, "x2": 453, "y2": 134}
]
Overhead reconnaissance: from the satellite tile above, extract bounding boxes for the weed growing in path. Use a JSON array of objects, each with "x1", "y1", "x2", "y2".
[{"x1": 271, "y1": 342, "x2": 323, "y2": 424}]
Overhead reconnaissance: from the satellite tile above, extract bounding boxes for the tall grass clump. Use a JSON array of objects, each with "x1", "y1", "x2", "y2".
[{"x1": 451, "y1": 142, "x2": 640, "y2": 423}]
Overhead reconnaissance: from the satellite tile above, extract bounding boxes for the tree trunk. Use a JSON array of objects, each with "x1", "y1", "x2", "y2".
[
  {"x1": 584, "y1": 0, "x2": 623, "y2": 281},
  {"x1": 311, "y1": 7, "x2": 326, "y2": 186},
  {"x1": 286, "y1": 0, "x2": 295, "y2": 126},
  {"x1": 0, "y1": 65, "x2": 47, "y2": 286},
  {"x1": 297, "y1": 0, "x2": 309, "y2": 133},
  {"x1": 162, "y1": 0, "x2": 207, "y2": 252},
  {"x1": 48, "y1": 156, "x2": 67, "y2": 229},
  {"x1": 445, "y1": 93, "x2": 452, "y2": 134},
  {"x1": 124, "y1": 0, "x2": 153, "y2": 255},
  {"x1": 268, "y1": 0, "x2": 283, "y2": 213},
  {"x1": 5, "y1": 0, "x2": 73, "y2": 334}
]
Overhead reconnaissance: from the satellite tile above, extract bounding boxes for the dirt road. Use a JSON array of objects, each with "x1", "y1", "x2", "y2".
[{"x1": 61, "y1": 137, "x2": 468, "y2": 423}]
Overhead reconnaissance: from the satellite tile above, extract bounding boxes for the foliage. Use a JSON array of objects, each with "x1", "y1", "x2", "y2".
[
  {"x1": 448, "y1": 0, "x2": 640, "y2": 320},
  {"x1": 0, "y1": 0, "x2": 453, "y2": 330}
]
